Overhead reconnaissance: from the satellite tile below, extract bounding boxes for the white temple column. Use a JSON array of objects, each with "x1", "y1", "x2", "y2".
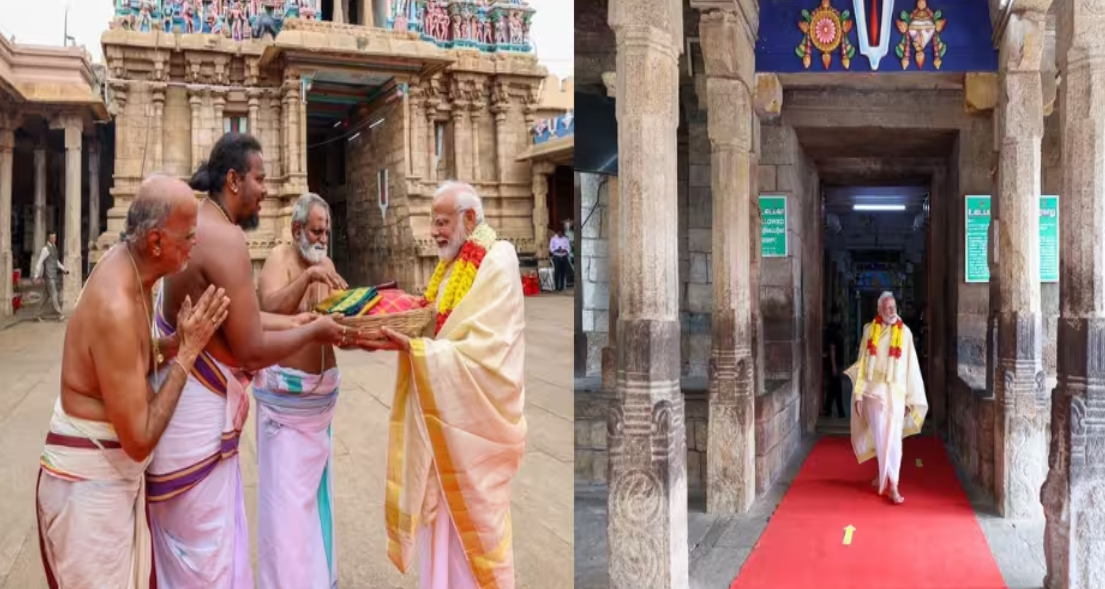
[{"x1": 531, "y1": 162, "x2": 554, "y2": 265}]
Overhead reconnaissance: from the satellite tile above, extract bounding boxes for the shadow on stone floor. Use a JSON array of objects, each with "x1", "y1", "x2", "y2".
[{"x1": 575, "y1": 434, "x2": 1045, "y2": 589}]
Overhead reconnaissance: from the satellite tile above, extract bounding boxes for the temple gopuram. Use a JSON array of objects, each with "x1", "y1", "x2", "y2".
[{"x1": 96, "y1": 0, "x2": 558, "y2": 292}]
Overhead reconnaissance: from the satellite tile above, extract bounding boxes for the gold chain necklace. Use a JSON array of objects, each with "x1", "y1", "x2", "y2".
[{"x1": 125, "y1": 244, "x2": 164, "y2": 389}]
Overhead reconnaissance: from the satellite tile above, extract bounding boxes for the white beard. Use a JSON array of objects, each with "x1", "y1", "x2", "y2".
[
  {"x1": 437, "y1": 226, "x2": 468, "y2": 262},
  {"x1": 298, "y1": 232, "x2": 327, "y2": 265},
  {"x1": 881, "y1": 311, "x2": 899, "y2": 325}
]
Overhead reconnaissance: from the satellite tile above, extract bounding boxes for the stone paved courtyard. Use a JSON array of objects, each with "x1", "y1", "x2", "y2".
[{"x1": 0, "y1": 291, "x2": 574, "y2": 589}]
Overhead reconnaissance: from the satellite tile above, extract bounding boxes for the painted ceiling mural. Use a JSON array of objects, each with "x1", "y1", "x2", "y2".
[{"x1": 757, "y1": 0, "x2": 996, "y2": 73}]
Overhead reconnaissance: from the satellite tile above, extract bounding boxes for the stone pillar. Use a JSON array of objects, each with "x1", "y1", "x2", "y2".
[
  {"x1": 992, "y1": 7, "x2": 1050, "y2": 520},
  {"x1": 491, "y1": 82, "x2": 509, "y2": 184},
  {"x1": 247, "y1": 89, "x2": 262, "y2": 139},
  {"x1": 450, "y1": 80, "x2": 472, "y2": 181},
  {"x1": 601, "y1": 178, "x2": 620, "y2": 391},
  {"x1": 409, "y1": 85, "x2": 426, "y2": 180},
  {"x1": 213, "y1": 90, "x2": 227, "y2": 132},
  {"x1": 700, "y1": 9, "x2": 757, "y2": 514},
  {"x1": 87, "y1": 142, "x2": 100, "y2": 247},
  {"x1": 605, "y1": 0, "x2": 686, "y2": 587},
  {"x1": 0, "y1": 113, "x2": 13, "y2": 318},
  {"x1": 427, "y1": 99, "x2": 441, "y2": 181},
  {"x1": 55, "y1": 114, "x2": 83, "y2": 313},
  {"x1": 470, "y1": 97, "x2": 484, "y2": 182},
  {"x1": 33, "y1": 145, "x2": 47, "y2": 255},
  {"x1": 333, "y1": 0, "x2": 345, "y2": 24},
  {"x1": 531, "y1": 162, "x2": 553, "y2": 264},
  {"x1": 1042, "y1": 0, "x2": 1105, "y2": 585},
  {"x1": 189, "y1": 87, "x2": 204, "y2": 171},
  {"x1": 283, "y1": 76, "x2": 305, "y2": 188},
  {"x1": 268, "y1": 91, "x2": 284, "y2": 178},
  {"x1": 151, "y1": 83, "x2": 166, "y2": 171}
]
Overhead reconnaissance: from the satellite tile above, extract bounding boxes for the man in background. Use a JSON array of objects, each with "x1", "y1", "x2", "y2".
[
  {"x1": 549, "y1": 227, "x2": 571, "y2": 292},
  {"x1": 33, "y1": 231, "x2": 69, "y2": 320}
]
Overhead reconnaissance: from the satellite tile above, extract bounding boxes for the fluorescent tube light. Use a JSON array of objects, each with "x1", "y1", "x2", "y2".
[{"x1": 853, "y1": 204, "x2": 905, "y2": 211}]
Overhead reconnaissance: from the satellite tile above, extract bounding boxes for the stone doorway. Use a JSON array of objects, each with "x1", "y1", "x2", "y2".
[
  {"x1": 302, "y1": 69, "x2": 399, "y2": 286},
  {"x1": 818, "y1": 184, "x2": 931, "y2": 435}
]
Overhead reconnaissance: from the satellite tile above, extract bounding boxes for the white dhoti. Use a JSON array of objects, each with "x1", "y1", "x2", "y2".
[
  {"x1": 417, "y1": 508, "x2": 479, "y2": 589},
  {"x1": 252, "y1": 365, "x2": 341, "y2": 589},
  {"x1": 146, "y1": 350, "x2": 252, "y2": 589},
  {"x1": 36, "y1": 398, "x2": 153, "y2": 589},
  {"x1": 860, "y1": 381, "x2": 905, "y2": 493}
]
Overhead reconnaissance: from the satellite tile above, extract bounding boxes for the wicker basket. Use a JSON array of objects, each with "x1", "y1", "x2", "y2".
[{"x1": 335, "y1": 306, "x2": 434, "y2": 340}]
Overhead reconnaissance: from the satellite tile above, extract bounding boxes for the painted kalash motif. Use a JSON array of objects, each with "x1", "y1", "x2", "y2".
[
  {"x1": 896, "y1": 0, "x2": 947, "y2": 69},
  {"x1": 387, "y1": 0, "x2": 535, "y2": 52},
  {"x1": 111, "y1": 0, "x2": 319, "y2": 41},
  {"x1": 796, "y1": 0, "x2": 856, "y2": 69}
]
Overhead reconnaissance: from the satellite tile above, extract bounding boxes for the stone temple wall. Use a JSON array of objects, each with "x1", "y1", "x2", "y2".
[
  {"x1": 576, "y1": 115, "x2": 819, "y2": 493},
  {"x1": 579, "y1": 173, "x2": 610, "y2": 377},
  {"x1": 343, "y1": 95, "x2": 418, "y2": 290}
]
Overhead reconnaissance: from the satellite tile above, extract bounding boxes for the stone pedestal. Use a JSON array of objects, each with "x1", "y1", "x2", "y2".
[
  {"x1": 700, "y1": 9, "x2": 757, "y2": 515},
  {"x1": 993, "y1": 8, "x2": 1050, "y2": 520},
  {"x1": 605, "y1": 0, "x2": 686, "y2": 587},
  {"x1": 0, "y1": 114, "x2": 13, "y2": 317},
  {"x1": 33, "y1": 147, "x2": 47, "y2": 255},
  {"x1": 1042, "y1": 1, "x2": 1105, "y2": 586}
]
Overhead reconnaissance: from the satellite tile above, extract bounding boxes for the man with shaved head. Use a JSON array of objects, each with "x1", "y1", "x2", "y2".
[
  {"x1": 373, "y1": 180, "x2": 527, "y2": 589},
  {"x1": 36, "y1": 173, "x2": 231, "y2": 589}
]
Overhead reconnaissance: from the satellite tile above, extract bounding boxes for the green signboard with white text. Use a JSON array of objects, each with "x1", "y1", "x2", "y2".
[
  {"x1": 964, "y1": 195, "x2": 1059, "y2": 284},
  {"x1": 1039, "y1": 196, "x2": 1059, "y2": 283},
  {"x1": 760, "y1": 196, "x2": 787, "y2": 258}
]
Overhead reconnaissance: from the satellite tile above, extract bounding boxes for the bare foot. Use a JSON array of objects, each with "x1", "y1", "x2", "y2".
[{"x1": 888, "y1": 488, "x2": 904, "y2": 504}]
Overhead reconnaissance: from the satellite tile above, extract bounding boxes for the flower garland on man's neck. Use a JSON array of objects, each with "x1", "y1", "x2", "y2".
[
  {"x1": 424, "y1": 222, "x2": 497, "y2": 335},
  {"x1": 866, "y1": 314, "x2": 904, "y2": 381}
]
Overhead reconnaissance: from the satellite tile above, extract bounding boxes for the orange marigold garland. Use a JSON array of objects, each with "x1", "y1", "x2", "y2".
[{"x1": 423, "y1": 223, "x2": 497, "y2": 335}]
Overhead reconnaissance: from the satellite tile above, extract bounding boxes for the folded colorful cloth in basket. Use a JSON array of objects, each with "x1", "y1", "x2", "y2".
[{"x1": 314, "y1": 287, "x2": 379, "y2": 317}]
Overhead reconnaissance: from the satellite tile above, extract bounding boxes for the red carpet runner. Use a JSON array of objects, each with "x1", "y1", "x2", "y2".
[{"x1": 730, "y1": 436, "x2": 1007, "y2": 589}]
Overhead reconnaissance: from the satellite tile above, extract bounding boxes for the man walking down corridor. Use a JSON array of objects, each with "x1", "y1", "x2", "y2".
[{"x1": 32, "y1": 232, "x2": 69, "y2": 320}]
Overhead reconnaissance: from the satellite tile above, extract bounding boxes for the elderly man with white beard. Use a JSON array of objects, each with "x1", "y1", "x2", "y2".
[
  {"x1": 845, "y1": 291, "x2": 929, "y2": 505},
  {"x1": 253, "y1": 192, "x2": 349, "y2": 589},
  {"x1": 369, "y1": 180, "x2": 527, "y2": 589}
]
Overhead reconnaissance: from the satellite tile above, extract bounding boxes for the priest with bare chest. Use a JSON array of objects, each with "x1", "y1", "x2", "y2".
[{"x1": 253, "y1": 192, "x2": 350, "y2": 589}]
